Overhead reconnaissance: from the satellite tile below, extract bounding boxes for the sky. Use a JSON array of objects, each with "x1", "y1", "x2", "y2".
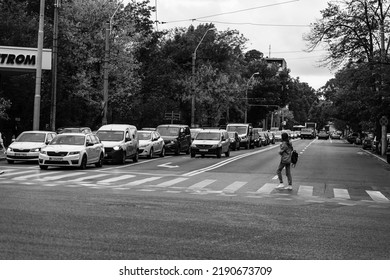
[{"x1": 130, "y1": 0, "x2": 334, "y2": 90}]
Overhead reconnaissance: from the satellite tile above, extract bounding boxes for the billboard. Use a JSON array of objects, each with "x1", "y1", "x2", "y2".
[{"x1": 0, "y1": 46, "x2": 52, "y2": 72}]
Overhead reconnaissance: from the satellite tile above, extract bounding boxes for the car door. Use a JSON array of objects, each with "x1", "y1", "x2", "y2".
[
  {"x1": 85, "y1": 135, "x2": 97, "y2": 163},
  {"x1": 125, "y1": 130, "x2": 132, "y2": 157}
]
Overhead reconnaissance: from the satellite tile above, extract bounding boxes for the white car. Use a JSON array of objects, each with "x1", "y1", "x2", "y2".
[
  {"x1": 138, "y1": 130, "x2": 165, "y2": 158},
  {"x1": 39, "y1": 133, "x2": 104, "y2": 170},
  {"x1": 6, "y1": 131, "x2": 57, "y2": 164}
]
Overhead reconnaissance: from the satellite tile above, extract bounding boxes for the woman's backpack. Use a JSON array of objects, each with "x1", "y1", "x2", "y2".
[{"x1": 291, "y1": 150, "x2": 298, "y2": 166}]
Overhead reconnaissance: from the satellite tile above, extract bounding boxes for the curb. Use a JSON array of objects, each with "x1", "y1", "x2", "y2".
[{"x1": 361, "y1": 148, "x2": 388, "y2": 164}]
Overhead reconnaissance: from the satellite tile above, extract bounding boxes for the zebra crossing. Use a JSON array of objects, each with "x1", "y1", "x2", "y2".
[{"x1": 0, "y1": 168, "x2": 389, "y2": 206}]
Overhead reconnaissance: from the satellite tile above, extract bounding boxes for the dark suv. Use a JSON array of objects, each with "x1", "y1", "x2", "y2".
[{"x1": 156, "y1": 124, "x2": 191, "y2": 155}]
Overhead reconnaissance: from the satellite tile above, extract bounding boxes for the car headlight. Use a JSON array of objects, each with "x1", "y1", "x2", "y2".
[
  {"x1": 113, "y1": 146, "x2": 121, "y2": 151},
  {"x1": 7, "y1": 147, "x2": 13, "y2": 152},
  {"x1": 69, "y1": 151, "x2": 80, "y2": 155},
  {"x1": 170, "y1": 140, "x2": 176, "y2": 144},
  {"x1": 30, "y1": 148, "x2": 41, "y2": 152}
]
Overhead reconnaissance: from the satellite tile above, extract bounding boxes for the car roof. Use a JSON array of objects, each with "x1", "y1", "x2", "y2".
[
  {"x1": 98, "y1": 124, "x2": 136, "y2": 130},
  {"x1": 20, "y1": 130, "x2": 53, "y2": 134}
]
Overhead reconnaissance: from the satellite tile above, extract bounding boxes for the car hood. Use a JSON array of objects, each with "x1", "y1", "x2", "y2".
[
  {"x1": 193, "y1": 140, "x2": 220, "y2": 145},
  {"x1": 139, "y1": 140, "x2": 152, "y2": 146},
  {"x1": 43, "y1": 145, "x2": 85, "y2": 152},
  {"x1": 100, "y1": 140, "x2": 123, "y2": 148},
  {"x1": 9, "y1": 142, "x2": 46, "y2": 149}
]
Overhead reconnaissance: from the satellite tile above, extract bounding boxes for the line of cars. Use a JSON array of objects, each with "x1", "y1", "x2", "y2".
[{"x1": 4, "y1": 123, "x2": 302, "y2": 168}]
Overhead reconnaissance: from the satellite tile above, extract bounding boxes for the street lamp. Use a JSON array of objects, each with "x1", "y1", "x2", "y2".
[
  {"x1": 191, "y1": 27, "x2": 216, "y2": 127},
  {"x1": 102, "y1": 1, "x2": 122, "y2": 126},
  {"x1": 244, "y1": 72, "x2": 259, "y2": 123}
]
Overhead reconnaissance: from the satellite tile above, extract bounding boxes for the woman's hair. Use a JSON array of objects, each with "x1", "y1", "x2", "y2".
[{"x1": 281, "y1": 132, "x2": 289, "y2": 142}]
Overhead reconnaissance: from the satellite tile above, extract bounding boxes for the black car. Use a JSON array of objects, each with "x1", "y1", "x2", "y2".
[
  {"x1": 362, "y1": 133, "x2": 374, "y2": 150},
  {"x1": 227, "y1": 131, "x2": 240, "y2": 151},
  {"x1": 156, "y1": 124, "x2": 191, "y2": 155},
  {"x1": 346, "y1": 132, "x2": 359, "y2": 144}
]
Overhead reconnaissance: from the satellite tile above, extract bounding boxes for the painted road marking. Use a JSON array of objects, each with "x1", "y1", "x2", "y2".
[
  {"x1": 187, "y1": 179, "x2": 216, "y2": 191},
  {"x1": 223, "y1": 181, "x2": 247, "y2": 193},
  {"x1": 298, "y1": 185, "x2": 313, "y2": 196},
  {"x1": 366, "y1": 191, "x2": 389, "y2": 203},
  {"x1": 333, "y1": 188, "x2": 351, "y2": 200}
]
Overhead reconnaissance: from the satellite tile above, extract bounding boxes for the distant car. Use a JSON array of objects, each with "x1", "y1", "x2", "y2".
[
  {"x1": 252, "y1": 129, "x2": 262, "y2": 147},
  {"x1": 258, "y1": 131, "x2": 270, "y2": 146},
  {"x1": 317, "y1": 130, "x2": 329, "y2": 140},
  {"x1": 190, "y1": 129, "x2": 230, "y2": 158},
  {"x1": 274, "y1": 130, "x2": 282, "y2": 142},
  {"x1": 267, "y1": 131, "x2": 276, "y2": 144},
  {"x1": 6, "y1": 131, "x2": 57, "y2": 164},
  {"x1": 141, "y1": 127, "x2": 156, "y2": 131},
  {"x1": 362, "y1": 133, "x2": 374, "y2": 150},
  {"x1": 227, "y1": 131, "x2": 240, "y2": 151},
  {"x1": 138, "y1": 130, "x2": 165, "y2": 158},
  {"x1": 39, "y1": 133, "x2": 104, "y2": 170},
  {"x1": 156, "y1": 124, "x2": 191, "y2": 155},
  {"x1": 58, "y1": 127, "x2": 92, "y2": 134},
  {"x1": 330, "y1": 131, "x2": 342, "y2": 139},
  {"x1": 347, "y1": 132, "x2": 359, "y2": 144}
]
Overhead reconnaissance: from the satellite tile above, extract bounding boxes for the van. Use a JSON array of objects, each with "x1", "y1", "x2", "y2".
[
  {"x1": 156, "y1": 124, "x2": 191, "y2": 155},
  {"x1": 226, "y1": 123, "x2": 254, "y2": 149},
  {"x1": 190, "y1": 129, "x2": 230, "y2": 158},
  {"x1": 96, "y1": 124, "x2": 138, "y2": 164}
]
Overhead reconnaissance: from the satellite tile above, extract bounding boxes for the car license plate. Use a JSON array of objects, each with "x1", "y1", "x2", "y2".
[
  {"x1": 15, "y1": 153, "x2": 27, "y2": 156},
  {"x1": 199, "y1": 149, "x2": 208, "y2": 152},
  {"x1": 49, "y1": 157, "x2": 63, "y2": 161}
]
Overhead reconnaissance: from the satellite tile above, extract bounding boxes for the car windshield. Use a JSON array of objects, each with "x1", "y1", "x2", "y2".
[
  {"x1": 227, "y1": 126, "x2": 247, "y2": 134},
  {"x1": 227, "y1": 132, "x2": 236, "y2": 137},
  {"x1": 96, "y1": 131, "x2": 124, "y2": 141},
  {"x1": 196, "y1": 132, "x2": 220, "y2": 141},
  {"x1": 138, "y1": 132, "x2": 152, "y2": 140},
  {"x1": 16, "y1": 132, "x2": 46, "y2": 143},
  {"x1": 50, "y1": 135, "x2": 85, "y2": 145},
  {"x1": 157, "y1": 127, "x2": 179, "y2": 136}
]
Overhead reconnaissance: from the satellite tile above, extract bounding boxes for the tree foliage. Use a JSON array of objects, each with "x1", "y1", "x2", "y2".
[{"x1": 0, "y1": 0, "x2": 319, "y2": 135}]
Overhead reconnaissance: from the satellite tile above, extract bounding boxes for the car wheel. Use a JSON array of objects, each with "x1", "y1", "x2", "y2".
[
  {"x1": 80, "y1": 155, "x2": 87, "y2": 170},
  {"x1": 95, "y1": 153, "x2": 103, "y2": 167},
  {"x1": 159, "y1": 146, "x2": 165, "y2": 157},
  {"x1": 7, "y1": 159, "x2": 14, "y2": 164},
  {"x1": 39, "y1": 165, "x2": 48, "y2": 170},
  {"x1": 216, "y1": 148, "x2": 222, "y2": 158},
  {"x1": 387, "y1": 154, "x2": 390, "y2": 164},
  {"x1": 225, "y1": 148, "x2": 230, "y2": 157},
  {"x1": 191, "y1": 151, "x2": 196, "y2": 158},
  {"x1": 147, "y1": 148, "x2": 153, "y2": 159},
  {"x1": 133, "y1": 151, "x2": 139, "y2": 162},
  {"x1": 186, "y1": 146, "x2": 190, "y2": 155}
]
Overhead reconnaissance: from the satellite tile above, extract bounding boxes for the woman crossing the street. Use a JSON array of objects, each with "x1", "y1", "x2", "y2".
[{"x1": 276, "y1": 132, "x2": 293, "y2": 190}]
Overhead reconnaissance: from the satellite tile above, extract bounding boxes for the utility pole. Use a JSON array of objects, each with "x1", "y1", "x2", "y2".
[
  {"x1": 379, "y1": 3, "x2": 387, "y2": 156},
  {"x1": 50, "y1": 0, "x2": 60, "y2": 132},
  {"x1": 33, "y1": 0, "x2": 45, "y2": 130}
]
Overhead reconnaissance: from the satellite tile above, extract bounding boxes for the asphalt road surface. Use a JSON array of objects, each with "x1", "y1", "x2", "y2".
[{"x1": 0, "y1": 138, "x2": 389, "y2": 259}]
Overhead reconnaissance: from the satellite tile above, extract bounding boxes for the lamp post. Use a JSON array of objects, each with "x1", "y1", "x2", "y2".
[
  {"x1": 102, "y1": 2, "x2": 122, "y2": 126},
  {"x1": 244, "y1": 72, "x2": 259, "y2": 123},
  {"x1": 191, "y1": 27, "x2": 216, "y2": 127},
  {"x1": 33, "y1": 0, "x2": 46, "y2": 130}
]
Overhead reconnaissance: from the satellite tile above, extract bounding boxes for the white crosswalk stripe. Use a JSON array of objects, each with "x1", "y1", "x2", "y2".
[
  {"x1": 223, "y1": 181, "x2": 247, "y2": 193},
  {"x1": 13, "y1": 171, "x2": 62, "y2": 180},
  {"x1": 97, "y1": 175, "x2": 135, "y2": 184},
  {"x1": 124, "y1": 177, "x2": 161, "y2": 186},
  {"x1": 366, "y1": 191, "x2": 389, "y2": 202},
  {"x1": 155, "y1": 177, "x2": 188, "y2": 187},
  {"x1": 36, "y1": 172, "x2": 87, "y2": 181},
  {"x1": 297, "y1": 185, "x2": 313, "y2": 196},
  {"x1": 187, "y1": 179, "x2": 216, "y2": 191},
  {"x1": 69, "y1": 173, "x2": 108, "y2": 182},
  {"x1": 333, "y1": 188, "x2": 351, "y2": 200},
  {"x1": 256, "y1": 183, "x2": 278, "y2": 194},
  {"x1": 1, "y1": 170, "x2": 389, "y2": 204}
]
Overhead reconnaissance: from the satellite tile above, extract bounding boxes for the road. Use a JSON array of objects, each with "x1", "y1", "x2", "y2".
[{"x1": 0, "y1": 138, "x2": 389, "y2": 259}]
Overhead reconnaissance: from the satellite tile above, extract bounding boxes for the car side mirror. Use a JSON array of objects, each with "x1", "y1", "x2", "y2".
[{"x1": 86, "y1": 141, "x2": 94, "y2": 146}]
